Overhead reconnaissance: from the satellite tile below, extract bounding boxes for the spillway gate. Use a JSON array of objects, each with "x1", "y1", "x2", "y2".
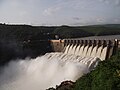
[{"x1": 50, "y1": 36, "x2": 119, "y2": 61}]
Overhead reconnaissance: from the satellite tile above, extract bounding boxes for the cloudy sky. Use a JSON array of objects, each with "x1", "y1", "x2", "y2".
[{"x1": 0, "y1": 0, "x2": 120, "y2": 26}]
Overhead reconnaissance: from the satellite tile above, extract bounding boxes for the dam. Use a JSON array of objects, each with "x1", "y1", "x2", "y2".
[{"x1": 50, "y1": 35, "x2": 120, "y2": 61}]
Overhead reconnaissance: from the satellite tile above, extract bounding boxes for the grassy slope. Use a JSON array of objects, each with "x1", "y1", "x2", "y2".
[{"x1": 72, "y1": 51, "x2": 120, "y2": 90}]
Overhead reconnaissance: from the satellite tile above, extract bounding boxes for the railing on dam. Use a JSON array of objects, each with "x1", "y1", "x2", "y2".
[{"x1": 50, "y1": 36, "x2": 119, "y2": 61}]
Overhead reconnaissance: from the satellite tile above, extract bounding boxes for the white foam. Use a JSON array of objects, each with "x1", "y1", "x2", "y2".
[{"x1": 0, "y1": 53, "x2": 97, "y2": 90}]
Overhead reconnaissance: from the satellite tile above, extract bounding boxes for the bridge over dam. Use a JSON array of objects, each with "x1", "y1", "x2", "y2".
[{"x1": 50, "y1": 35, "x2": 120, "y2": 61}]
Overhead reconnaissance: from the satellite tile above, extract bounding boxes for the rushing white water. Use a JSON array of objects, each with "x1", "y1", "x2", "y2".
[
  {"x1": 86, "y1": 45, "x2": 93, "y2": 57},
  {"x1": 67, "y1": 44, "x2": 74, "y2": 54},
  {"x1": 0, "y1": 42, "x2": 108, "y2": 90},
  {"x1": 82, "y1": 45, "x2": 89, "y2": 57},
  {"x1": 78, "y1": 45, "x2": 85, "y2": 56},
  {"x1": 90, "y1": 45, "x2": 98, "y2": 57},
  {"x1": 100, "y1": 46, "x2": 108, "y2": 60},
  {"x1": 96, "y1": 46, "x2": 103, "y2": 58},
  {"x1": 64, "y1": 44, "x2": 70, "y2": 54},
  {"x1": 0, "y1": 52, "x2": 99, "y2": 90},
  {"x1": 70, "y1": 45, "x2": 77, "y2": 54},
  {"x1": 74, "y1": 45, "x2": 81, "y2": 55}
]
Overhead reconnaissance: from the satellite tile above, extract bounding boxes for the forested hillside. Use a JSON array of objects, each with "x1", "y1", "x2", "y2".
[
  {"x1": 1, "y1": 24, "x2": 120, "y2": 40},
  {"x1": 0, "y1": 23, "x2": 120, "y2": 66}
]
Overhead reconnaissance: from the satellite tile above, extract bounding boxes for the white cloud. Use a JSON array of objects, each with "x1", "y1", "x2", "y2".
[
  {"x1": 73, "y1": 17, "x2": 81, "y2": 21},
  {"x1": 0, "y1": 0, "x2": 120, "y2": 25},
  {"x1": 114, "y1": 18, "x2": 120, "y2": 23},
  {"x1": 43, "y1": 6, "x2": 61, "y2": 16},
  {"x1": 98, "y1": 0, "x2": 110, "y2": 4},
  {"x1": 115, "y1": 0, "x2": 120, "y2": 6},
  {"x1": 99, "y1": 0, "x2": 105, "y2": 2},
  {"x1": 98, "y1": 0, "x2": 120, "y2": 6},
  {"x1": 96, "y1": 17, "x2": 105, "y2": 23}
]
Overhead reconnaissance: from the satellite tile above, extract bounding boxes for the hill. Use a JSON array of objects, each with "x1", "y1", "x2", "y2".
[
  {"x1": 53, "y1": 24, "x2": 120, "y2": 38},
  {"x1": 0, "y1": 23, "x2": 120, "y2": 65}
]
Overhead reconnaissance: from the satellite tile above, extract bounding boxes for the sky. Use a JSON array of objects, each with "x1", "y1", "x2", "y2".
[{"x1": 0, "y1": 0, "x2": 120, "y2": 26}]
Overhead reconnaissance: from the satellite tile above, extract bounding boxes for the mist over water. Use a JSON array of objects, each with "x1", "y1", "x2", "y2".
[{"x1": 0, "y1": 52, "x2": 99, "y2": 90}]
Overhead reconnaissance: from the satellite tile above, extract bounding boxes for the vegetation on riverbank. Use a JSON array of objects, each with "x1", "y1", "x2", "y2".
[{"x1": 72, "y1": 51, "x2": 120, "y2": 90}]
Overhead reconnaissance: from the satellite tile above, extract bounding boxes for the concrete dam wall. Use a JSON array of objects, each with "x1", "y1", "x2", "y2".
[{"x1": 50, "y1": 35, "x2": 119, "y2": 61}]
